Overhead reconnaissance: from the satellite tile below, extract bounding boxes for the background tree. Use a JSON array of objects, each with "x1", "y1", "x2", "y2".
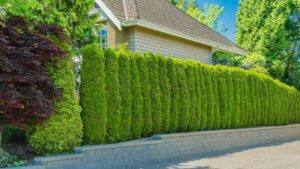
[
  {"x1": 0, "y1": 0, "x2": 98, "y2": 47},
  {"x1": 236, "y1": 0, "x2": 300, "y2": 89},
  {"x1": 170, "y1": 0, "x2": 227, "y2": 33}
]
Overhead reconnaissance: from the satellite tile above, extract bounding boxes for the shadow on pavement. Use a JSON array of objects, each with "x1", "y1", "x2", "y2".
[{"x1": 143, "y1": 139, "x2": 300, "y2": 169}]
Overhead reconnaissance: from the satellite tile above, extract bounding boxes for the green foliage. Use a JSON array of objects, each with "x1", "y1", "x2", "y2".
[
  {"x1": 104, "y1": 49, "x2": 121, "y2": 143},
  {"x1": 167, "y1": 59, "x2": 179, "y2": 132},
  {"x1": 29, "y1": 57, "x2": 82, "y2": 155},
  {"x1": 1, "y1": 126, "x2": 25, "y2": 144},
  {"x1": 118, "y1": 51, "x2": 132, "y2": 141},
  {"x1": 236, "y1": 0, "x2": 300, "y2": 89},
  {"x1": 1, "y1": 0, "x2": 98, "y2": 47},
  {"x1": 176, "y1": 62, "x2": 190, "y2": 131},
  {"x1": 130, "y1": 55, "x2": 143, "y2": 139},
  {"x1": 213, "y1": 52, "x2": 244, "y2": 66},
  {"x1": 147, "y1": 53, "x2": 162, "y2": 134},
  {"x1": 136, "y1": 54, "x2": 152, "y2": 137},
  {"x1": 173, "y1": 0, "x2": 227, "y2": 32},
  {"x1": 198, "y1": 66, "x2": 208, "y2": 130},
  {"x1": 158, "y1": 56, "x2": 171, "y2": 132},
  {"x1": 203, "y1": 66, "x2": 215, "y2": 129},
  {"x1": 192, "y1": 63, "x2": 201, "y2": 130},
  {"x1": 80, "y1": 44, "x2": 107, "y2": 144},
  {"x1": 0, "y1": 149, "x2": 17, "y2": 168},
  {"x1": 215, "y1": 66, "x2": 228, "y2": 129},
  {"x1": 186, "y1": 61, "x2": 197, "y2": 131},
  {"x1": 80, "y1": 48, "x2": 300, "y2": 144}
]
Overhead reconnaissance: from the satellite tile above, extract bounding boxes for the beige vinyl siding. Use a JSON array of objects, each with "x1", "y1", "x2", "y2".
[
  {"x1": 128, "y1": 26, "x2": 212, "y2": 63},
  {"x1": 127, "y1": 27, "x2": 135, "y2": 51}
]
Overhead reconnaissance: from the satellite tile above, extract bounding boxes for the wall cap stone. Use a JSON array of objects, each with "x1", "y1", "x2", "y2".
[
  {"x1": 2, "y1": 165, "x2": 45, "y2": 169},
  {"x1": 154, "y1": 124, "x2": 300, "y2": 139},
  {"x1": 75, "y1": 139, "x2": 163, "y2": 152},
  {"x1": 34, "y1": 153, "x2": 84, "y2": 163}
]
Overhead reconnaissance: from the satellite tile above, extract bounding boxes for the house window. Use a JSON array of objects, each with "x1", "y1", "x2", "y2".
[{"x1": 99, "y1": 27, "x2": 108, "y2": 49}]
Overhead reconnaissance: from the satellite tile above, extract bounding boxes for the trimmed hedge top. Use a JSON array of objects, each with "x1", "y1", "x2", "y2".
[{"x1": 80, "y1": 44, "x2": 300, "y2": 144}]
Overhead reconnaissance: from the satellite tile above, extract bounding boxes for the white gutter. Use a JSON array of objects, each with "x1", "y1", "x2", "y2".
[{"x1": 122, "y1": 19, "x2": 249, "y2": 56}]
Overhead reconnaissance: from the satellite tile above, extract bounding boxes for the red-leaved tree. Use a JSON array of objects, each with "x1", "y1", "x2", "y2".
[{"x1": 0, "y1": 16, "x2": 67, "y2": 128}]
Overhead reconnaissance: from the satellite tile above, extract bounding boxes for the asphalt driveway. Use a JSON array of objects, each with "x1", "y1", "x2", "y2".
[{"x1": 147, "y1": 141, "x2": 300, "y2": 169}]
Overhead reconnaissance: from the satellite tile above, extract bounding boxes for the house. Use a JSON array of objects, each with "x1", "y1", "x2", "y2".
[{"x1": 93, "y1": 0, "x2": 248, "y2": 64}]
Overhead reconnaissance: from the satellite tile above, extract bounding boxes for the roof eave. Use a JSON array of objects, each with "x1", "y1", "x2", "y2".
[
  {"x1": 95, "y1": 0, "x2": 122, "y2": 30},
  {"x1": 122, "y1": 19, "x2": 249, "y2": 56}
]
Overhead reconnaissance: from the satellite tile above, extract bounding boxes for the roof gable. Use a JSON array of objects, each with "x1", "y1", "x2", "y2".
[{"x1": 97, "y1": 0, "x2": 248, "y2": 55}]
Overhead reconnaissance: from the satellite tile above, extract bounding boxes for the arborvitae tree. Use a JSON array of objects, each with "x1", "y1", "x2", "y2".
[
  {"x1": 268, "y1": 82, "x2": 275, "y2": 125},
  {"x1": 203, "y1": 66, "x2": 215, "y2": 130},
  {"x1": 237, "y1": 0, "x2": 300, "y2": 88},
  {"x1": 199, "y1": 66, "x2": 208, "y2": 130},
  {"x1": 167, "y1": 59, "x2": 179, "y2": 132},
  {"x1": 177, "y1": 62, "x2": 190, "y2": 131},
  {"x1": 78, "y1": 49, "x2": 300, "y2": 145},
  {"x1": 158, "y1": 56, "x2": 171, "y2": 133},
  {"x1": 186, "y1": 62, "x2": 197, "y2": 131},
  {"x1": 231, "y1": 70, "x2": 241, "y2": 128},
  {"x1": 80, "y1": 44, "x2": 107, "y2": 144},
  {"x1": 130, "y1": 56, "x2": 144, "y2": 139},
  {"x1": 194, "y1": 64, "x2": 201, "y2": 130},
  {"x1": 274, "y1": 87, "x2": 281, "y2": 125},
  {"x1": 261, "y1": 80, "x2": 268, "y2": 125},
  {"x1": 146, "y1": 53, "x2": 162, "y2": 134},
  {"x1": 136, "y1": 54, "x2": 152, "y2": 137},
  {"x1": 225, "y1": 70, "x2": 234, "y2": 128},
  {"x1": 248, "y1": 75, "x2": 256, "y2": 127},
  {"x1": 216, "y1": 66, "x2": 228, "y2": 129},
  {"x1": 255, "y1": 77, "x2": 262, "y2": 126},
  {"x1": 211, "y1": 67, "x2": 220, "y2": 129},
  {"x1": 239, "y1": 73, "x2": 246, "y2": 126},
  {"x1": 104, "y1": 49, "x2": 121, "y2": 142},
  {"x1": 118, "y1": 51, "x2": 132, "y2": 141},
  {"x1": 244, "y1": 74, "x2": 251, "y2": 127}
]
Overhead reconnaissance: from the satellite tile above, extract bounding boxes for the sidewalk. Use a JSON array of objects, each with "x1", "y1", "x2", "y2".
[{"x1": 146, "y1": 141, "x2": 300, "y2": 169}]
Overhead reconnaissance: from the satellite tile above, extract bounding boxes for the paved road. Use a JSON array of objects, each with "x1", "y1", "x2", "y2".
[{"x1": 147, "y1": 141, "x2": 300, "y2": 169}]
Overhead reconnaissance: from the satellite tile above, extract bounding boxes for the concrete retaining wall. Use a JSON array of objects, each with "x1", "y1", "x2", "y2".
[{"x1": 5, "y1": 125, "x2": 300, "y2": 169}]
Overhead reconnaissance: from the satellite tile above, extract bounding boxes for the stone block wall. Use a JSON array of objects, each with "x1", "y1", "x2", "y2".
[{"x1": 4, "y1": 125, "x2": 300, "y2": 169}]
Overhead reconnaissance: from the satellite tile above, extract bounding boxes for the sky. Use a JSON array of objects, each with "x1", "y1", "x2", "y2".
[{"x1": 196, "y1": 0, "x2": 239, "y2": 42}]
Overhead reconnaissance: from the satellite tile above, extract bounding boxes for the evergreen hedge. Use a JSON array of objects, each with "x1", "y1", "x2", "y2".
[
  {"x1": 29, "y1": 57, "x2": 82, "y2": 155},
  {"x1": 80, "y1": 46, "x2": 300, "y2": 144},
  {"x1": 80, "y1": 45, "x2": 107, "y2": 144}
]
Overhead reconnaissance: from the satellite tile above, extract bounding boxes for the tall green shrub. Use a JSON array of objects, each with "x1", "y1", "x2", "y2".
[
  {"x1": 199, "y1": 66, "x2": 207, "y2": 130},
  {"x1": 231, "y1": 69, "x2": 242, "y2": 128},
  {"x1": 104, "y1": 49, "x2": 121, "y2": 142},
  {"x1": 158, "y1": 56, "x2": 171, "y2": 132},
  {"x1": 194, "y1": 63, "x2": 202, "y2": 130},
  {"x1": 80, "y1": 44, "x2": 107, "y2": 144},
  {"x1": 248, "y1": 75, "x2": 256, "y2": 127},
  {"x1": 167, "y1": 59, "x2": 179, "y2": 132},
  {"x1": 146, "y1": 53, "x2": 162, "y2": 134},
  {"x1": 118, "y1": 51, "x2": 132, "y2": 141},
  {"x1": 177, "y1": 62, "x2": 190, "y2": 131},
  {"x1": 130, "y1": 55, "x2": 144, "y2": 139},
  {"x1": 79, "y1": 49, "x2": 300, "y2": 145},
  {"x1": 204, "y1": 66, "x2": 215, "y2": 130},
  {"x1": 186, "y1": 61, "x2": 197, "y2": 131},
  {"x1": 29, "y1": 57, "x2": 82, "y2": 155},
  {"x1": 225, "y1": 70, "x2": 234, "y2": 128},
  {"x1": 136, "y1": 54, "x2": 152, "y2": 137},
  {"x1": 216, "y1": 66, "x2": 228, "y2": 129},
  {"x1": 211, "y1": 67, "x2": 220, "y2": 129}
]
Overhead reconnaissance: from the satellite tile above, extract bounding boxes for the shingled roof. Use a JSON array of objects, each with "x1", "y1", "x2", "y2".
[{"x1": 98, "y1": 0, "x2": 248, "y2": 55}]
